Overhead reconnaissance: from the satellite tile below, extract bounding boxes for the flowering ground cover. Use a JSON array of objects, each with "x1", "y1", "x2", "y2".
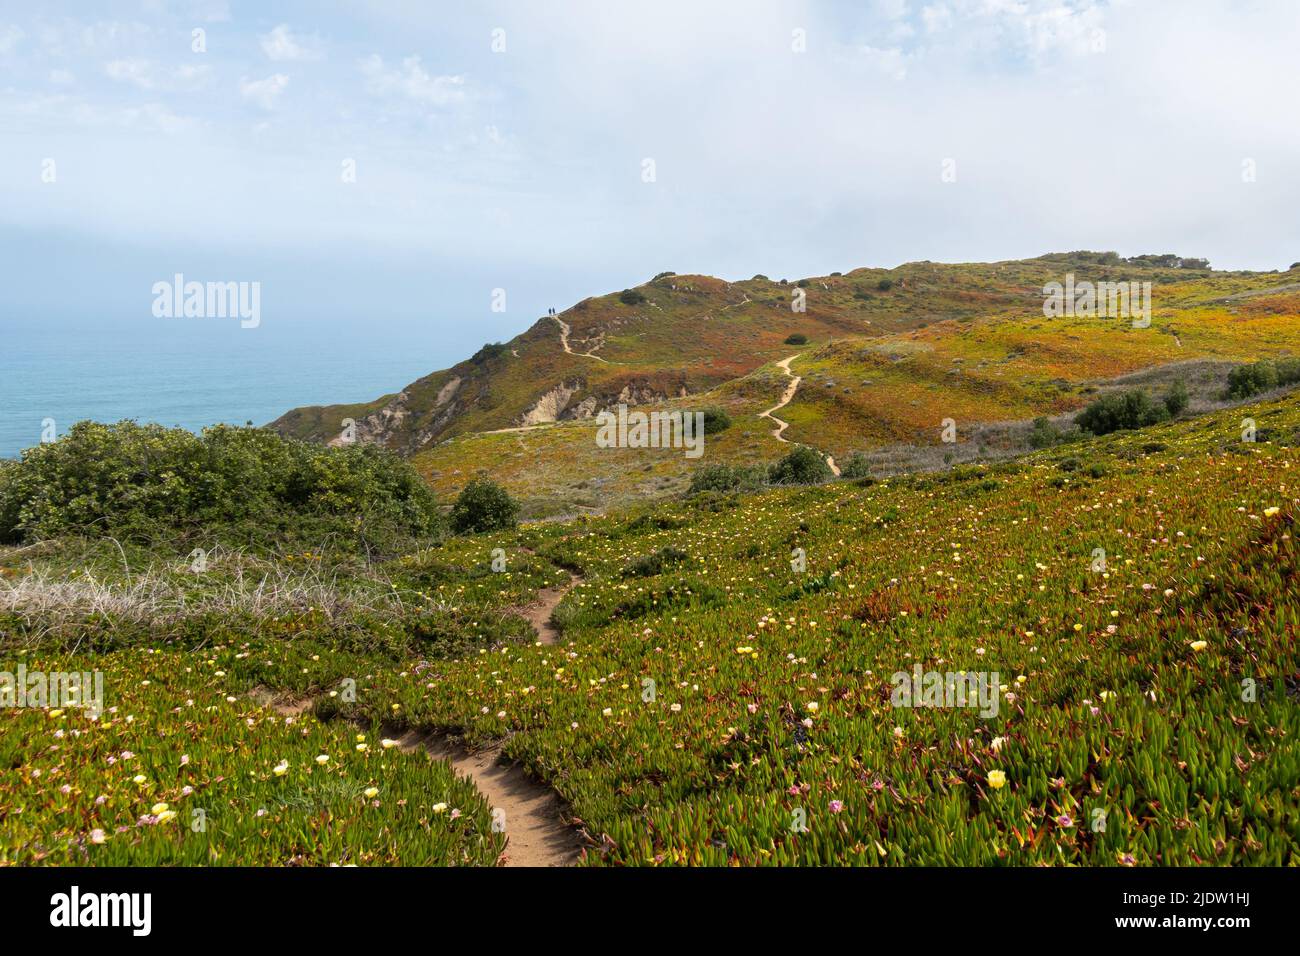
[{"x1": 3, "y1": 395, "x2": 1298, "y2": 865}]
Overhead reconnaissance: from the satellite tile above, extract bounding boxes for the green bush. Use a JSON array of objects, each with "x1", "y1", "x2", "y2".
[
  {"x1": 471, "y1": 342, "x2": 509, "y2": 365},
  {"x1": 450, "y1": 478, "x2": 519, "y2": 534},
  {"x1": 0, "y1": 421, "x2": 440, "y2": 549},
  {"x1": 1164, "y1": 379, "x2": 1190, "y2": 417},
  {"x1": 623, "y1": 546, "x2": 688, "y2": 577},
  {"x1": 769, "y1": 446, "x2": 833, "y2": 485},
  {"x1": 687, "y1": 463, "x2": 767, "y2": 495},
  {"x1": 783, "y1": 333, "x2": 808, "y2": 345},
  {"x1": 838, "y1": 452, "x2": 872, "y2": 479},
  {"x1": 1028, "y1": 416, "x2": 1068, "y2": 449},
  {"x1": 1225, "y1": 360, "x2": 1300, "y2": 400},
  {"x1": 700, "y1": 407, "x2": 732, "y2": 435},
  {"x1": 619, "y1": 289, "x2": 647, "y2": 306},
  {"x1": 1075, "y1": 390, "x2": 1169, "y2": 436},
  {"x1": 877, "y1": 277, "x2": 895, "y2": 291}
]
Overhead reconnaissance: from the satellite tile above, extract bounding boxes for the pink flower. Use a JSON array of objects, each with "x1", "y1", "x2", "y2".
[
  {"x1": 787, "y1": 785, "x2": 801, "y2": 796},
  {"x1": 829, "y1": 800, "x2": 844, "y2": 814}
]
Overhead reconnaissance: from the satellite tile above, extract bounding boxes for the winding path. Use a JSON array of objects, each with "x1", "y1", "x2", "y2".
[
  {"x1": 250, "y1": 567, "x2": 585, "y2": 867},
  {"x1": 758, "y1": 354, "x2": 841, "y2": 476},
  {"x1": 552, "y1": 315, "x2": 610, "y2": 363}
]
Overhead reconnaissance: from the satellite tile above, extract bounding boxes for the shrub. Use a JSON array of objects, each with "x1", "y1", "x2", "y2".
[
  {"x1": 688, "y1": 464, "x2": 766, "y2": 495},
  {"x1": 623, "y1": 546, "x2": 688, "y2": 577},
  {"x1": 769, "y1": 446, "x2": 833, "y2": 485},
  {"x1": 652, "y1": 271, "x2": 676, "y2": 281},
  {"x1": 877, "y1": 277, "x2": 895, "y2": 291},
  {"x1": 619, "y1": 289, "x2": 647, "y2": 306},
  {"x1": 700, "y1": 408, "x2": 732, "y2": 435},
  {"x1": 471, "y1": 342, "x2": 509, "y2": 364},
  {"x1": 1164, "y1": 379, "x2": 1190, "y2": 417},
  {"x1": 838, "y1": 452, "x2": 872, "y2": 479},
  {"x1": 450, "y1": 478, "x2": 519, "y2": 534},
  {"x1": 1028, "y1": 416, "x2": 1065, "y2": 449},
  {"x1": 1075, "y1": 390, "x2": 1169, "y2": 436},
  {"x1": 0, "y1": 421, "x2": 440, "y2": 549},
  {"x1": 1225, "y1": 360, "x2": 1300, "y2": 399},
  {"x1": 783, "y1": 333, "x2": 808, "y2": 345}
]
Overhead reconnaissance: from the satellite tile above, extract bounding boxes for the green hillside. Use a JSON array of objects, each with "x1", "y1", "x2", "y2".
[{"x1": 4, "y1": 393, "x2": 1299, "y2": 865}]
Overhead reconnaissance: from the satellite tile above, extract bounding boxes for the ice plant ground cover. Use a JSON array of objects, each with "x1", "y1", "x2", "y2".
[{"x1": 2, "y1": 396, "x2": 1298, "y2": 865}]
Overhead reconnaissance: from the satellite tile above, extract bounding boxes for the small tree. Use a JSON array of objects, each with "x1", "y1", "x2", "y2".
[
  {"x1": 769, "y1": 446, "x2": 833, "y2": 485},
  {"x1": 1164, "y1": 379, "x2": 1189, "y2": 417},
  {"x1": 784, "y1": 333, "x2": 808, "y2": 345},
  {"x1": 451, "y1": 478, "x2": 518, "y2": 534},
  {"x1": 839, "y1": 452, "x2": 872, "y2": 479},
  {"x1": 700, "y1": 407, "x2": 732, "y2": 435}
]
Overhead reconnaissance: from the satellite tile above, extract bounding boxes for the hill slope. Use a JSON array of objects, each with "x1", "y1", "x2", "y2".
[
  {"x1": 7, "y1": 394, "x2": 1300, "y2": 865},
  {"x1": 272, "y1": 253, "x2": 1300, "y2": 515}
]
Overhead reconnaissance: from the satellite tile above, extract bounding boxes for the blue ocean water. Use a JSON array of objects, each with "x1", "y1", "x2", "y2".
[{"x1": 0, "y1": 316, "x2": 453, "y2": 459}]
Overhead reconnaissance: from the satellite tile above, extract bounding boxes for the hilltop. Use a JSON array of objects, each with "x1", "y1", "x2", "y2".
[{"x1": 272, "y1": 253, "x2": 1300, "y2": 516}]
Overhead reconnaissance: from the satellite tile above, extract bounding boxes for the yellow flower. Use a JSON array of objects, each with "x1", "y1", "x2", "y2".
[
  {"x1": 1263, "y1": 506, "x2": 1280, "y2": 517},
  {"x1": 156, "y1": 810, "x2": 178, "y2": 824},
  {"x1": 380, "y1": 738, "x2": 399, "y2": 749},
  {"x1": 315, "y1": 755, "x2": 329, "y2": 765},
  {"x1": 355, "y1": 743, "x2": 368, "y2": 752},
  {"x1": 132, "y1": 774, "x2": 147, "y2": 786},
  {"x1": 363, "y1": 787, "x2": 379, "y2": 799},
  {"x1": 150, "y1": 802, "x2": 169, "y2": 815},
  {"x1": 987, "y1": 770, "x2": 1007, "y2": 790},
  {"x1": 1189, "y1": 640, "x2": 1208, "y2": 652},
  {"x1": 432, "y1": 802, "x2": 448, "y2": 814},
  {"x1": 273, "y1": 761, "x2": 289, "y2": 776},
  {"x1": 355, "y1": 734, "x2": 366, "y2": 743},
  {"x1": 48, "y1": 709, "x2": 64, "y2": 718}
]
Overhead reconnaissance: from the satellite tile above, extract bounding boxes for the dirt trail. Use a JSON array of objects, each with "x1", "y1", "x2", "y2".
[
  {"x1": 398, "y1": 731, "x2": 581, "y2": 867},
  {"x1": 759, "y1": 354, "x2": 802, "y2": 441},
  {"x1": 520, "y1": 572, "x2": 578, "y2": 645},
  {"x1": 758, "y1": 354, "x2": 841, "y2": 476},
  {"x1": 552, "y1": 315, "x2": 610, "y2": 363},
  {"x1": 248, "y1": 569, "x2": 586, "y2": 867}
]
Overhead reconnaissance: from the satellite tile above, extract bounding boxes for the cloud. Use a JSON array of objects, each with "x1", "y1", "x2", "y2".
[
  {"x1": 259, "y1": 24, "x2": 322, "y2": 62},
  {"x1": 0, "y1": 24, "x2": 24, "y2": 54},
  {"x1": 104, "y1": 58, "x2": 210, "y2": 91},
  {"x1": 239, "y1": 73, "x2": 289, "y2": 109},
  {"x1": 359, "y1": 54, "x2": 465, "y2": 106}
]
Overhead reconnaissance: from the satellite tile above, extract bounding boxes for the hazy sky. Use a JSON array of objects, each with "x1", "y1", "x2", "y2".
[{"x1": 2, "y1": 0, "x2": 1298, "y2": 332}]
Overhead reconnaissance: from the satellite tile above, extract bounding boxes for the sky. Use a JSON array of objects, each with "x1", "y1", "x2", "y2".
[{"x1": 1, "y1": 0, "x2": 1299, "y2": 339}]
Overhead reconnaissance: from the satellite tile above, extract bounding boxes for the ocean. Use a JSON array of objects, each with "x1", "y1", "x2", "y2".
[{"x1": 0, "y1": 315, "x2": 455, "y2": 459}]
